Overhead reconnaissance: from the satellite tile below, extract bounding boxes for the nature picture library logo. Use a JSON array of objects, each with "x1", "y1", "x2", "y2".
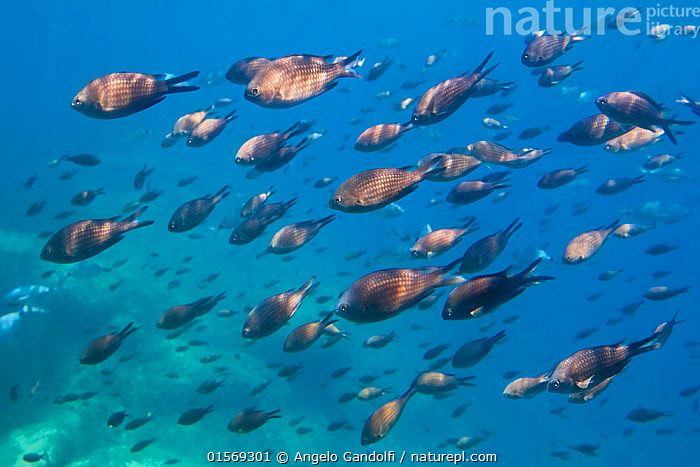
[{"x1": 485, "y1": 1, "x2": 700, "y2": 39}]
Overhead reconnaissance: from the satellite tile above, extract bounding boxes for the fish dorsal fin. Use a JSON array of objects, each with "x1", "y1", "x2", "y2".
[
  {"x1": 421, "y1": 224, "x2": 432, "y2": 236},
  {"x1": 575, "y1": 375, "x2": 595, "y2": 389},
  {"x1": 630, "y1": 91, "x2": 664, "y2": 111}
]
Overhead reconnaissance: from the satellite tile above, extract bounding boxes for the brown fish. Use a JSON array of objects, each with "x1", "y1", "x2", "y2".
[
  {"x1": 186, "y1": 110, "x2": 238, "y2": 147},
  {"x1": 595, "y1": 175, "x2": 645, "y2": 195},
  {"x1": 177, "y1": 405, "x2": 214, "y2": 425},
  {"x1": 547, "y1": 332, "x2": 660, "y2": 394},
  {"x1": 283, "y1": 311, "x2": 337, "y2": 353},
  {"x1": 410, "y1": 219, "x2": 478, "y2": 259},
  {"x1": 537, "y1": 166, "x2": 588, "y2": 189},
  {"x1": 336, "y1": 259, "x2": 464, "y2": 323},
  {"x1": 452, "y1": 330, "x2": 506, "y2": 368},
  {"x1": 568, "y1": 375, "x2": 615, "y2": 404},
  {"x1": 365, "y1": 56, "x2": 393, "y2": 81},
  {"x1": 26, "y1": 199, "x2": 47, "y2": 217},
  {"x1": 235, "y1": 121, "x2": 310, "y2": 165},
  {"x1": 537, "y1": 61, "x2": 584, "y2": 87},
  {"x1": 40, "y1": 207, "x2": 154, "y2": 264},
  {"x1": 557, "y1": 114, "x2": 627, "y2": 146},
  {"x1": 157, "y1": 293, "x2": 227, "y2": 330},
  {"x1": 604, "y1": 126, "x2": 664, "y2": 153},
  {"x1": 362, "y1": 332, "x2": 397, "y2": 349},
  {"x1": 133, "y1": 165, "x2": 155, "y2": 190},
  {"x1": 411, "y1": 52, "x2": 497, "y2": 126},
  {"x1": 415, "y1": 151, "x2": 482, "y2": 182},
  {"x1": 443, "y1": 258, "x2": 554, "y2": 320},
  {"x1": 357, "y1": 387, "x2": 392, "y2": 401},
  {"x1": 446, "y1": 180, "x2": 510, "y2": 205},
  {"x1": 503, "y1": 372, "x2": 550, "y2": 399},
  {"x1": 471, "y1": 78, "x2": 515, "y2": 98},
  {"x1": 643, "y1": 152, "x2": 685, "y2": 171},
  {"x1": 70, "y1": 188, "x2": 105, "y2": 207},
  {"x1": 653, "y1": 310, "x2": 683, "y2": 346},
  {"x1": 225, "y1": 57, "x2": 274, "y2": 85},
  {"x1": 268, "y1": 215, "x2": 335, "y2": 254},
  {"x1": 643, "y1": 286, "x2": 690, "y2": 301},
  {"x1": 613, "y1": 223, "x2": 656, "y2": 238},
  {"x1": 596, "y1": 91, "x2": 695, "y2": 145},
  {"x1": 242, "y1": 277, "x2": 317, "y2": 339},
  {"x1": 329, "y1": 158, "x2": 444, "y2": 213},
  {"x1": 230, "y1": 198, "x2": 296, "y2": 245},
  {"x1": 361, "y1": 388, "x2": 415, "y2": 445},
  {"x1": 168, "y1": 186, "x2": 230, "y2": 232},
  {"x1": 411, "y1": 372, "x2": 475, "y2": 394},
  {"x1": 240, "y1": 186, "x2": 275, "y2": 218},
  {"x1": 245, "y1": 51, "x2": 362, "y2": 108},
  {"x1": 72, "y1": 71, "x2": 200, "y2": 119},
  {"x1": 562, "y1": 220, "x2": 620, "y2": 265},
  {"x1": 171, "y1": 108, "x2": 213, "y2": 138},
  {"x1": 521, "y1": 30, "x2": 587, "y2": 67},
  {"x1": 80, "y1": 322, "x2": 136, "y2": 365},
  {"x1": 227, "y1": 409, "x2": 281, "y2": 433},
  {"x1": 459, "y1": 218, "x2": 522, "y2": 273},
  {"x1": 354, "y1": 123, "x2": 414, "y2": 152},
  {"x1": 253, "y1": 137, "x2": 310, "y2": 173},
  {"x1": 61, "y1": 154, "x2": 101, "y2": 166}
]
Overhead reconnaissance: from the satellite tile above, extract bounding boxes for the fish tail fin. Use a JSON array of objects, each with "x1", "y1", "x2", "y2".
[
  {"x1": 571, "y1": 60, "x2": 584, "y2": 71},
  {"x1": 605, "y1": 219, "x2": 621, "y2": 232},
  {"x1": 490, "y1": 330, "x2": 507, "y2": 345},
  {"x1": 339, "y1": 49, "x2": 364, "y2": 78},
  {"x1": 317, "y1": 214, "x2": 336, "y2": 228},
  {"x1": 224, "y1": 110, "x2": 238, "y2": 123},
  {"x1": 661, "y1": 124, "x2": 680, "y2": 145},
  {"x1": 417, "y1": 155, "x2": 446, "y2": 179},
  {"x1": 266, "y1": 409, "x2": 282, "y2": 418},
  {"x1": 500, "y1": 81, "x2": 516, "y2": 89},
  {"x1": 60, "y1": 155, "x2": 73, "y2": 162},
  {"x1": 298, "y1": 277, "x2": 318, "y2": 298},
  {"x1": 468, "y1": 51, "x2": 494, "y2": 76},
  {"x1": 503, "y1": 217, "x2": 523, "y2": 240},
  {"x1": 632, "y1": 175, "x2": 646, "y2": 184},
  {"x1": 575, "y1": 165, "x2": 589, "y2": 175},
  {"x1": 213, "y1": 185, "x2": 231, "y2": 203},
  {"x1": 215, "y1": 291, "x2": 227, "y2": 302},
  {"x1": 519, "y1": 257, "x2": 555, "y2": 283},
  {"x1": 456, "y1": 376, "x2": 476, "y2": 387},
  {"x1": 572, "y1": 26, "x2": 590, "y2": 40},
  {"x1": 96, "y1": 187, "x2": 106, "y2": 195},
  {"x1": 283, "y1": 121, "x2": 301, "y2": 137},
  {"x1": 629, "y1": 333, "x2": 661, "y2": 356},
  {"x1": 119, "y1": 322, "x2": 137, "y2": 341},
  {"x1": 441, "y1": 257, "x2": 463, "y2": 274},
  {"x1": 164, "y1": 71, "x2": 200, "y2": 93},
  {"x1": 295, "y1": 136, "x2": 310, "y2": 150},
  {"x1": 121, "y1": 206, "x2": 155, "y2": 231},
  {"x1": 669, "y1": 309, "x2": 685, "y2": 326}
]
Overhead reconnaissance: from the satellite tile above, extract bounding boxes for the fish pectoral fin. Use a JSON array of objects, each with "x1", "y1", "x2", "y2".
[
  {"x1": 575, "y1": 376, "x2": 595, "y2": 389},
  {"x1": 470, "y1": 306, "x2": 484, "y2": 317}
]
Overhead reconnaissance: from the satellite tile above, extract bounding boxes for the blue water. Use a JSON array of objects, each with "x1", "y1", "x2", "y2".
[{"x1": 1, "y1": 0, "x2": 698, "y2": 465}]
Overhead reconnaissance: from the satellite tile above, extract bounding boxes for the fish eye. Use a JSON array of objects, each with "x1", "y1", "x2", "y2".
[
  {"x1": 599, "y1": 99, "x2": 607, "y2": 105},
  {"x1": 411, "y1": 250, "x2": 419, "y2": 257},
  {"x1": 251, "y1": 87, "x2": 260, "y2": 96},
  {"x1": 73, "y1": 98, "x2": 82, "y2": 106},
  {"x1": 339, "y1": 304, "x2": 347, "y2": 312},
  {"x1": 334, "y1": 197, "x2": 341, "y2": 204},
  {"x1": 523, "y1": 54, "x2": 529, "y2": 59},
  {"x1": 551, "y1": 380, "x2": 559, "y2": 388}
]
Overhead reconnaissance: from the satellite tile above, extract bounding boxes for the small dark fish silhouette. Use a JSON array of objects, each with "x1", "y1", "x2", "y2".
[
  {"x1": 447, "y1": 180, "x2": 510, "y2": 205},
  {"x1": 537, "y1": 61, "x2": 583, "y2": 87},
  {"x1": 177, "y1": 405, "x2": 214, "y2": 425},
  {"x1": 471, "y1": 78, "x2": 515, "y2": 98},
  {"x1": 72, "y1": 71, "x2": 199, "y2": 119},
  {"x1": 452, "y1": 330, "x2": 506, "y2": 368},
  {"x1": 24, "y1": 174, "x2": 37, "y2": 189},
  {"x1": 22, "y1": 450, "x2": 49, "y2": 463},
  {"x1": 71, "y1": 188, "x2": 105, "y2": 206},
  {"x1": 236, "y1": 121, "x2": 311, "y2": 165},
  {"x1": 177, "y1": 175, "x2": 199, "y2": 187},
  {"x1": 108, "y1": 410, "x2": 128, "y2": 427},
  {"x1": 283, "y1": 311, "x2": 338, "y2": 353},
  {"x1": 644, "y1": 244, "x2": 679, "y2": 256},
  {"x1": 124, "y1": 413, "x2": 152, "y2": 430},
  {"x1": 518, "y1": 125, "x2": 550, "y2": 140},
  {"x1": 61, "y1": 154, "x2": 102, "y2": 166},
  {"x1": 365, "y1": 56, "x2": 393, "y2": 81},
  {"x1": 627, "y1": 408, "x2": 672, "y2": 423},
  {"x1": 157, "y1": 292, "x2": 227, "y2": 330},
  {"x1": 130, "y1": 438, "x2": 157, "y2": 453},
  {"x1": 41, "y1": 207, "x2": 154, "y2": 264},
  {"x1": 538, "y1": 166, "x2": 588, "y2": 189},
  {"x1": 459, "y1": 218, "x2": 522, "y2": 273},
  {"x1": 9, "y1": 385, "x2": 21, "y2": 401},
  {"x1": 411, "y1": 372, "x2": 475, "y2": 394},
  {"x1": 227, "y1": 409, "x2": 281, "y2": 433},
  {"x1": 268, "y1": 215, "x2": 335, "y2": 254},
  {"x1": 134, "y1": 165, "x2": 155, "y2": 190},
  {"x1": 26, "y1": 199, "x2": 47, "y2": 217},
  {"x1": 80, "y1": 322, "x2": 136, "y2": 365},
  {"x1": 595, "y1": 175, "x2": 645, "y2": 195},
  {"x1": 186, "y1": 111, "x2": 238, "y2": 147},
  {"x1": 168, "y1": 186, "x2": 230, "y2": 232},
  {"x1": 643, "y1": 286, "x2": 690, "y2": 301}
]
